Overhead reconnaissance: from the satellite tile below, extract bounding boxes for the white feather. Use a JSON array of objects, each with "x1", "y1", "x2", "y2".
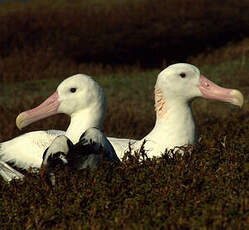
[{"x1": 0, "y1": 160, "x2": 24, "y2": 182}]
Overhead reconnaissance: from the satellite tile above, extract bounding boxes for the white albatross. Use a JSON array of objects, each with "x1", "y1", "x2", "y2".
[
  {"x1": 0, "y1": 74, "x2": 106, "y2": 170},
  {"x1": 108, "y1": 63, "x2": 244, "y2": 158}
]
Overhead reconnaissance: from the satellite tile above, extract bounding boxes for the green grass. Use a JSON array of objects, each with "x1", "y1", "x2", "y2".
[
  {"x1": 1, "y1": 57, "x2": 248, "y2": 110},
  {"x1": 1, "y1": 55, "x2": 248, "y2": 140},
  {"x1": 0, "y1": 70, "x2": 157, "y2": 108}
]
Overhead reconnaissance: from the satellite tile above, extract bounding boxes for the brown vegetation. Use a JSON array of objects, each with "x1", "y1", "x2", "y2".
[
  {"x1": 0, "y1": 0, "x2": 249, "y2": 83},
  {"x1": 0, "y1": 110, "x2": 248, "y2": 229}
]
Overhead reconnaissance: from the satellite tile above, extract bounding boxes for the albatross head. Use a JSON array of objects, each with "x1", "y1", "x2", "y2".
[
  {"x1": 16, "y1": 74, "x2": 106, "y2": 130},
  {"x1": 155, "y1": 63, "x2": 244, "y2": 118}
]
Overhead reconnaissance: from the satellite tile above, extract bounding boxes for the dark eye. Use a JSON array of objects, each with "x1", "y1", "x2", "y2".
[
  {"x1": 180, "y1": 73, "x2": 186, "y2": 78},
  {"x1": 70, "y1": 88, "x2": 77, "y2": 93}
]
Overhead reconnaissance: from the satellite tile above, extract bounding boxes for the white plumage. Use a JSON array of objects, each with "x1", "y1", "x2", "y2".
[{"x1": 0, "y1": 160, "x2": 24, "y2": 182}]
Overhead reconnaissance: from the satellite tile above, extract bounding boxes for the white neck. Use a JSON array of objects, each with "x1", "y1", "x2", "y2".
[
  {"x1": 65, "y1": 106, "x2": 105, "y2": 144},
  {"x1": 142, "y1": 90, "x2": 197, "y2": 156}
]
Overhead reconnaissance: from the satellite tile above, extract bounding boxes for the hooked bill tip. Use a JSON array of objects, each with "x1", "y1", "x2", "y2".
[
  {"x1": 230, "y1": 89, "x2": 244, "y2": 108},
  {"x1": 16, "y1": 112, "x2": 27, "y2": 130}
]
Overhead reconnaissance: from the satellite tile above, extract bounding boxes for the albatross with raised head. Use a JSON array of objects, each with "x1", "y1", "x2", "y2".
[
  {"x1": 108, "y1": 63, "x2": 244, "y2": 158},
  {"x1": 0, "y1": 74, "x2": 106, "y2": 170}
]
